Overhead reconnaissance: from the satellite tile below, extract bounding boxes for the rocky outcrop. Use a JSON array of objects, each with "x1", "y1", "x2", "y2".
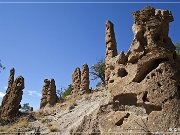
[
  {"x1": 105, "y1": 20, "x2": 118, "y2": 83},
  {"x1": 71, "y1": 67, "x2": 81, "y2": 95},
  {"x1": 47, "y1": 79, "x2": 58, "y2": 106},
  {"x1": 80, "y1": 64, "x2": 90, "y2": 93},
  {"x1": 127, "y1": 6, "x2": 175, "y2": 64},
  {"x1": 40, "y1": 79, "x2": 58, "y2": 109},
  {"x1": 1, "y1": 68, "x2": 15, "y2": 108},
  {"x1": 0, "y1": 68, "x2": 24, "y2": 119},
  {"x1": 72, "y1": 6, "x2": 180, "y2": 134},
  {"x1": 40, "y1": 79, "x2": 50, "y2": 109}
]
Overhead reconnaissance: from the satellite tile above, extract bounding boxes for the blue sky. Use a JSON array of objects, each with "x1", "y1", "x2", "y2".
[{"x1": 0, "y1": 1, "x2": 180, "y2": 110}]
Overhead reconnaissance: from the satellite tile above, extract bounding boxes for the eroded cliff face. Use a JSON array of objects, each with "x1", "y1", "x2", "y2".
[{"x1": 73, "y1": 6, "x2": 180, "y2": 134}]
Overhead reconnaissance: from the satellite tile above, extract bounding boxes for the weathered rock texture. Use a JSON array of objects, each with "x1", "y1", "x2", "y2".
[
  {"x1": 1, "y1": 68, "x2": 15, "y2": 108},
  {"x1": 40, "y1": 79, "x2": 58, "y2": 109},
  {"x1": 127, "y1": 6, "x2": 175, "y2": 63},
  {"x1": 71, "y1": 67, "x2": 81, "y2": 95},
  {"x1": 80, "y1": 64, "x2": 90, "y2": 93},
  {"x1": 105, "y1": 20, "x2": 118, "y2": 83},
  {"x1": 72, "y1": 6, "x2": 180, "y2": 134},
  {"x1": 0, "y1": 68, "x2": 24, "y2": 119}
]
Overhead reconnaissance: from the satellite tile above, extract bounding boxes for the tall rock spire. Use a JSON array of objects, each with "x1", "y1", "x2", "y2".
[
  {"x1": 105, "y1": 20, "x2": 117, "y2": 83},
  {"x1": 80, "y1": 64, "x2": 90, "y2": 93},
  {"x1": 1, "y1": 68, "x2": 15, "y2": 107},
  {"x1": 40, "y1": 79, "x2": 58, "y2": 109},
  {"x1": 105, "y1": 20, "x2": 117, "y2": 63},
  {"x1": 1, "y1": 68, "x2": 24, "y2": 119},
  {"x1": 71, "y1": 67, "x2": 81, "y2": 95}
]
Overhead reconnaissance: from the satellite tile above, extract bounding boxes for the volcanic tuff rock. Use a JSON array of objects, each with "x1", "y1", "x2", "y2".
[
  {"x1": 80, "y1": 64, "x2": 90, "y2": 93},
  {"x1": 71, "y1": 64, "x2": 90, "y2": 96},
  {"x1": 105, "y1": 20, "x2": 118, "y2": 84},
  {"x1": 0, "y1": 68, "x2": 24, "y2": 119},
  {"x1": 72, "y1": 6, "x2": 180, "y2": 134},
  {"x1": 40, "y1": 79, "x2": 58, "y2": 109},
  {"x1": 71, "y1": 67, "x2": 81, "y2": 96},
  {"x1": 2, "y1": 6, "x2": 179, "y2": 135},
  {"x1": 1, "y1": 68, "x2": 15, "y2": 108},
  {"x1": 47, "y1": 79, "x2": 58, "y2": 106}
]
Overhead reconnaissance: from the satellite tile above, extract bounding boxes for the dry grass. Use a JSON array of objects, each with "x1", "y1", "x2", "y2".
[
  {"x1": 84, "y1": 93, "x2": 92, "y2": 100},
  {"x1": 48, "y1": 123, "x2": 58, "y2": 132},
  {"x1": 0, "y1": 117, "x2": 30, "y2": 133}
]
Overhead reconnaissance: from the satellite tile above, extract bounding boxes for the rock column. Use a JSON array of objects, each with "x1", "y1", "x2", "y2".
[
  {"x1": 1, "y1": 68, "x2": 15, "y2": 108},
  {"x1": 71, "y1": 67, "x2": 81, "y2": 95},
  {"x1": 40, "y1": 79, "x2": 58, "y2": 109},
  {"x1": 105, "y1": 20, "x2": 117, "y2": 83},
  {"x1": 80, "y1": 64, "x2": 89, "y2": 93},
  {"x1": 40, "y1": 79, "x2": 50, "y2": 109},
  {"x1": 47, "y1": 79, "x2": 58, "y2": 106},
  {"x1": 1, "y1": 75, "x2": 24, "y2": 119}
]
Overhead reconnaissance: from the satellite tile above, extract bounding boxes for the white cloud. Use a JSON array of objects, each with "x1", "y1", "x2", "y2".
[
  {"x1": 27, "y1": 90, "x2": 41, "y2": 97},
  {"x1": 0, "y1": 92, "x2": 5, "y2": 98}
]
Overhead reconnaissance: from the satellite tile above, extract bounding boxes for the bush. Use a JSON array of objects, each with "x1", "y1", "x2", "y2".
[
  {"x1": 57, "y1": 84, "x2": 73, "y2": 100},
  {"x1": 90, "y1": 59, "x2": 105, "y2": 84}
]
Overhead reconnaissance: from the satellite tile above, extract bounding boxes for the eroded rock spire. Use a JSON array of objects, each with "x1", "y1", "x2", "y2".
[
  {"x1": 71, "y1": 67, "x2": 81, "y2": 95},
  {"x1": 105, "y1": 20, "x2": 118, "y2": 83},
  {"x1": 40, "y1": 79, "x2": 58, "y2": 109},
  {"x1": 80, "y1": 64, "x2": 90, "y2": 93},
  {"x1": 1, "y1": 69, "x2": 24, "y2": 119}
]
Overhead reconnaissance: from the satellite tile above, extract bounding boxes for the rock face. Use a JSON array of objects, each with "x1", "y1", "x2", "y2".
[
  {"x1": 71, "y1": 64, "x2": 90, "y2": 96},
  {"x1": 71, "y1": 67, "x2": 81, "y2": 95},
  {"x1": 80, "y1": 64, "x2": 90, "y2": 93},
  {"x1": 47, "y1": 79, "x2": 58, "y2": 106},
  {"x1": 1, "y1": 68, "x2": 15, "y2": 108},
  {"x1": 72, "y1": 7, "x2": 180, "y2": 134},
  {"x1": 40, "y1": 79, "x2": 58, "y2": 109},
  {"x1": 127, "y1": 6, "x2": 175, "y2": 63},
  {"x1": 40, "y1": 79, "x2": 50, "y2": 109},
  {"x1": 0, "y1": 68, "x2": 24, "y2": 119},
  {"x1": 105, "y1": 20, "x2": 118, "y2": 83}
]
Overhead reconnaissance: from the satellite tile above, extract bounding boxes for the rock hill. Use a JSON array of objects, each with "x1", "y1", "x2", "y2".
[{"x1": 0, "y1": 6, "x2": 180, "y2": 135}]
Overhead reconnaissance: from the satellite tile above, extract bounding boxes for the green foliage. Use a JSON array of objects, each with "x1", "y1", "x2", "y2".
[
  {"x1": 175, "y1": 43, "x2": 180, "y2": 55},
  {"x1": 20, "y1": 103, "x2": 31, "y2": 112},
  {"x1": 90, "y1": 59, "x2": 105, "y2": 84},
  {"x1": 57, "y1": 84, "x2": 73, "y2": 100}
]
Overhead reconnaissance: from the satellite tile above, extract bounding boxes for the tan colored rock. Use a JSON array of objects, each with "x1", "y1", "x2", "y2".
[
  {"x1": 1, "y1": 75, "x2": 24, "y2": 119},
  {"x1": 105, "y1": 20, "x2": 117, "y2": 63},
  {"x1": 1, "y1": 68, "x2": 15, "y2": 108},
  {"x1": 47, "y1": 79, "x2": 58, "y2": 106},
  {"x1": 72, "y1": 7, "x2": 180, "y2": 134},
  {"x1": 80, "y1": 64, "x2": 90, "y2": 93},
  {"x1": 116, "y1": 51, "x2": 128, "y2": 64},
  {"x1": 105, "y1": 20, "x2": 118, "y2": 83},
  {"x1": 40, "y1": 79, "x2": 50, "y2": 109},
  {"x1": 71, "y1": 67, "x2": 81, "y2": 95},
  {"x1": 40, "y1": 79, "x2": 58, "y2": 109},
  {"x1": 127, "y1": 6, "x2": 175, "y2": 64}
]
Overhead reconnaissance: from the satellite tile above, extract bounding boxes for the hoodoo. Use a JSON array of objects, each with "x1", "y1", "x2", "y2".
[
  {"x1": 0, "y1": 68, "x2": 24, "y2": 119},
  {"x1": 73, "y1": 6, "x2": 180, "y2": 134}
]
